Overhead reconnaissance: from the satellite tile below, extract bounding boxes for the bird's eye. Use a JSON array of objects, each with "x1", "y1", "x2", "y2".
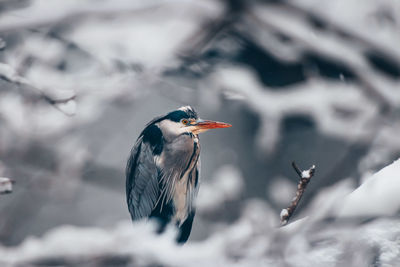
[{"x1": 181, "y1": 119, "x2": 189, "y2": 125}]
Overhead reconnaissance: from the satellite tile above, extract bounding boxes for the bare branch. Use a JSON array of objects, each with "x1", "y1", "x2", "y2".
[
  {"x1": 280, "y1": 162, "x2": 316, "y2": 226},
  {"x1": 0, "y1": 63, "x2": 76, "y2": 116},
  {"x1": 291, "y1": 161, "x2": 302, "y2": 177}
]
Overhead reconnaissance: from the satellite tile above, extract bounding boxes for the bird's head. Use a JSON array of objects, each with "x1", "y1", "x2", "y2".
[{"x1": 157, "y1": 106, "x2": 231, "y2": 136}]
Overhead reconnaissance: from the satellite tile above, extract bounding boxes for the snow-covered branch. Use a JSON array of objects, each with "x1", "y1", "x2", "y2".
[
  {"x1": 0, "y1": 0, "x2": 167, "y2": 33},
  {"x1": 280, "y1": 162, "x2": 316, "y2": 225},
  {"x1": 0, "y1": 63, "x2": 77, "y2": 116}
]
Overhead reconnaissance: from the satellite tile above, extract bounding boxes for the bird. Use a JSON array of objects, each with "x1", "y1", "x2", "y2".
[{"x1": 126, "y1": 106, "x2": 231, "y2": 243}]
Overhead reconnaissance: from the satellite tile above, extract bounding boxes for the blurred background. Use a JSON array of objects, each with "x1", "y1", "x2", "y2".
[{"x1": 0, "y1": 0, "x2": 400, "y2": 265}]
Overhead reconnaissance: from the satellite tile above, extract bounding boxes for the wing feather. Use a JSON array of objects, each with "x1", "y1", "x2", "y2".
[{"x1": 126, "y1": 136, "x2": 162, "y2": 220}]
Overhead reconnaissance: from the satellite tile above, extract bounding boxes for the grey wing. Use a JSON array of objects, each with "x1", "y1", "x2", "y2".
[{"x1": 126, "y1": 137, "x2": 161, "y2": 220}]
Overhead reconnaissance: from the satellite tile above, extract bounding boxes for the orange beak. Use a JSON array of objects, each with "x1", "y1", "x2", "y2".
[{"x1": 189, "y1": 119, "x2": 232, "y2": 134}]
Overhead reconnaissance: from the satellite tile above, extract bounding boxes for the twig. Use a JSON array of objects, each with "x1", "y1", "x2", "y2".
[
  {"x1": 0, "y1": 63, "x2": 76, "y2": 116},
  {"x1": 280, "y1": 162, "x2": 316, "y2": 226}
]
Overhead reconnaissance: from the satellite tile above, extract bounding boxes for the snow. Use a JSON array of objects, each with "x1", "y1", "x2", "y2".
[
  {"x1": 336, "y1": 158, "x2": 400, "y2": 217},
  {"x1": 212, "y1": 66, "x2": 379, "y2": 151},
  {"x1": 54, "y1": 99, "x2": 77, "y2": 116},
  {"x1": 0, "y1": 63, "x2": 29, "y2": 84},
  {"x1": 280, "y1": 209, "x2": 289, "y2": 218},
  {"x1": 0, "y1": 0, "x2": 165, "y2": 32},
  {"x1": 301, "y1": 166, "x2": 315, "y2": 179},
  {"x1": 1, "y1": 160, "x2": 400, "y2": 265},
  {"x1": 196, "y1": 165, "x2": 244, "y2": 212},
  {"x1": 280, "y1": 209, "x2": 289, "y2": 224},
  {"x1": 268, "y1": 177, "x2": 296, "y2": 206},
  {"x1": 0, "y1": 177, "x2": 13, "y2": 194},
  {"x1": 1, "y1": 0, "x2": 400, "y2": 265},
  {"x1": 289, "y1": 0, "x2": 400, "y2": 60}
]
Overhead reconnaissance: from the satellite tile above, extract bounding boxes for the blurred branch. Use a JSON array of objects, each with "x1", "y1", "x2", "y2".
[
  {"x1": 178, "y1": 0, "x2": 245, "y2": 59},
  {"x1": 245, "y1": 6, "x2": 394, "y2": 114},
  {"x1": 280, "y1": 162, "x2": 316, "y2": 226},
  {"x1": 174, "y1": 0, "x2": 395, "y2": 114},
  {"x1": 0, "y1": 0, "x2": 165, "y2": 33},
  {"x1": 0, "y1": 63, "x2": 76, "y2": 116},
  {"x1": 284, "y1": 2, "x2": 400, "y2": 64}
]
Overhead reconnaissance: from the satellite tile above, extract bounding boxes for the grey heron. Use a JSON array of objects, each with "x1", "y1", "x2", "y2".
[{"x1": 126, "y1": 106, "x2": 231, "y2": 243}]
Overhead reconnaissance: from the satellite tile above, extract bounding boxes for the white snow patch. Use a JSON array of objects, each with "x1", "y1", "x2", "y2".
[
  {"x1": 55, "y1": 99, "x2": 77, "y2": 116},
  {"x1": 268, "y1": 177, "x2": 296, "y2": 206},
  {"x1": 0, "y1": 177, "x2": 13, "y2": 194},
  {"x1": 196, "y1": 165, "x2": 244, "y2": 212},
  {"x1": 0, "y1": 63, "x2": 28, "y2": 84},
  {"x1": 336, "y1": 158, "x2": 400, "y2": 217},
  {"x1": 280, "y1": 209, "x2": 289, "y2": 223},
  {"x1": 301, "y1": 170, "x2": 310, "y2": 178},
  {"x1": 301, "y1": 165, "x2": 315, "y2": 179}
]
